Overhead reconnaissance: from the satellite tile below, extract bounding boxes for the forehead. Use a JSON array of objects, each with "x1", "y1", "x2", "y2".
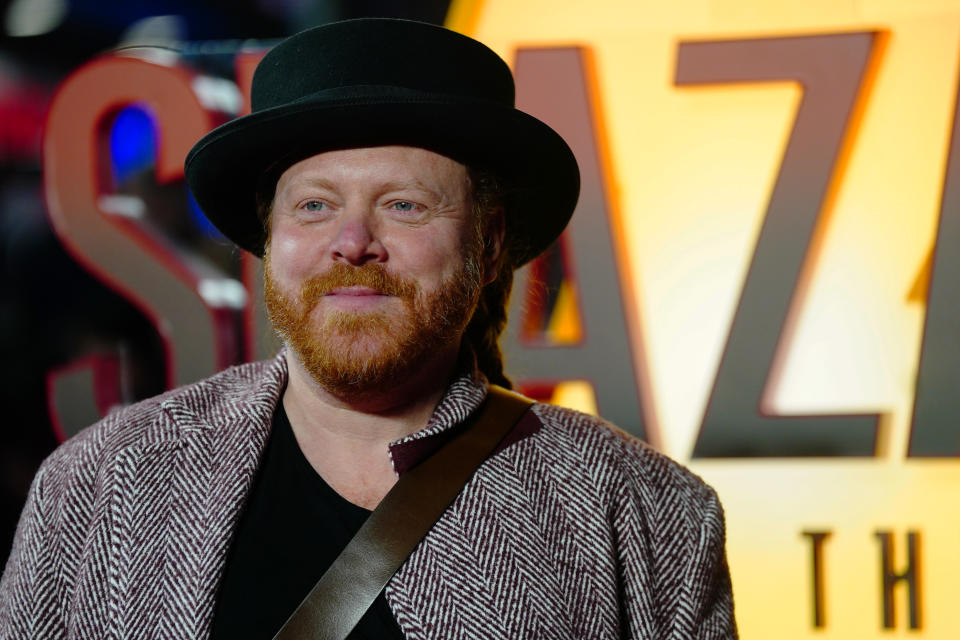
[{"x1": 273, "y1": 145, "x2": 471, "y2": 196}]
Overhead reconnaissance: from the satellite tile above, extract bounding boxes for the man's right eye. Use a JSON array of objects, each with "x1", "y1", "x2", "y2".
[{"x1": 303, "y1": 200, "x2": 326, "y2": 211}]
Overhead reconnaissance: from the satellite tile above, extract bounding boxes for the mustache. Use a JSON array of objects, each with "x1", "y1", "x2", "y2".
[{"x1": 298, "y1": 263, "x2": 419, "y2": 307}]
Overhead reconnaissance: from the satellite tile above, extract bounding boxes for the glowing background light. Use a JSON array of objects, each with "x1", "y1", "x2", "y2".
[
  {"x1": 452, "y1": 0, "x2": 960, "y2": 636},
  {"x1": 110, "y1": 105, "x2": 156, "y2": 185},
  {"x1": 4, "y1": 0, "x2": 68, "y2": 37}
]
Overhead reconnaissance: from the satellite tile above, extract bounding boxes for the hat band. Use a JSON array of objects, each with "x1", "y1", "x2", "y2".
[{"x1": 255, "y1": 83, "x2": 512, "y2": 113}]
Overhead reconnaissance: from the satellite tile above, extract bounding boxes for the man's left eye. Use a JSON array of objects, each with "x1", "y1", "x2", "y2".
[{"x1": 391, "y1": 201, "x2": 417, "y2": 212}]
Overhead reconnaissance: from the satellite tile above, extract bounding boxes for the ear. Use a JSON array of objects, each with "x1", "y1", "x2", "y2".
[{"x1": 481, "y1": 206, "x2": 506, "y2": 285}]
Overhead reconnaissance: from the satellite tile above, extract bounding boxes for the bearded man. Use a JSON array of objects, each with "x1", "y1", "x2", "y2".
[{"x1": 0, "y1": 18, "x2": 736, "y2": 640}]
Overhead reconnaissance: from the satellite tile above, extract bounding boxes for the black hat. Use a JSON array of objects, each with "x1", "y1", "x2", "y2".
[{"x1": 184, "y1": 18, "x2": 580, "y2": 264}]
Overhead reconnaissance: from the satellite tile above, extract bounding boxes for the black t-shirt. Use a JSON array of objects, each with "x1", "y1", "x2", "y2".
[{"x1": 210, "y1": 404, "x2": 406, "y2": 639}]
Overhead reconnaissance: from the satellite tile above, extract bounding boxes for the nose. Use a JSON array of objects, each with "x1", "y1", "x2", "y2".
[{"x1": 329, "y1": 212, "x2": 387, "y2": 266}]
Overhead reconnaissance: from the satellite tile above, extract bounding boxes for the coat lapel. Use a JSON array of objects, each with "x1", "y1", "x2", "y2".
[{"x1": 103, "y1": 356, "x2": 287, "y2": 639}]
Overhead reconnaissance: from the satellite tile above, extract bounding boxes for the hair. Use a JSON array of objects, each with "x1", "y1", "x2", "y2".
[
  {"x1": 255, "y1": 159, "x2": 517, "y2": 389},
  {"x1": 465, "y1": 168, "x2": 515, "y2": 389}
]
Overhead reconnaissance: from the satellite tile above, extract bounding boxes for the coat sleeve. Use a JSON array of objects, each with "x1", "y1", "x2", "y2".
[
  {"x1": 614, "y1": 449, "x2": 738, "y2": 640},
  {"x1": 679, "y1": 486, "x2": 737, "y2": 639},
  {"x1": 0, "y1": 464, "x2": 67, "y2": 640}
]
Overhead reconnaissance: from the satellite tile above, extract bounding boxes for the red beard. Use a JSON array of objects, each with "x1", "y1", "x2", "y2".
[{"x1": 264, "y1": 256, "x2": 482, "y2": 398}]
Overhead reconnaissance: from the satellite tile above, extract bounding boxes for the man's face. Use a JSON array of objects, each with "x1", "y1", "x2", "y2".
[{"x1": 264, "y1": 145, "x2": 485, "y2": 397}]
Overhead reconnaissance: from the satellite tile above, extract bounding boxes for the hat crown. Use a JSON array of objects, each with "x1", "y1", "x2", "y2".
[
  {"x1": 251, "y1": 18, "x2": 516, "y2": 113},
  {"x1": 186, "y1": 18, "x2": 579, "y2": 262}
]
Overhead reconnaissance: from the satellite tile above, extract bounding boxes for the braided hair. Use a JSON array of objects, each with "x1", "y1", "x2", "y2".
[{"x1": 465, "y1": 169, "x2": 515, "y2": 389}]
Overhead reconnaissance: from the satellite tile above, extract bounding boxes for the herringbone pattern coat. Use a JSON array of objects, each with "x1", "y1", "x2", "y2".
[{"x1": 0, "y1": 354, "x2": 736, "y2": 639}]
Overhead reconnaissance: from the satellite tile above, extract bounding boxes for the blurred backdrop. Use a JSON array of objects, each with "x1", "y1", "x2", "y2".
[{"x1": 0, "y1": 0, "x2": 450, "y2": 585}]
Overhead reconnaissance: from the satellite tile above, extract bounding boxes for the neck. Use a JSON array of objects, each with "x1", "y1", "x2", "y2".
[{"x1": 280, "y1": 344, "x2": 460, "y2": 509}]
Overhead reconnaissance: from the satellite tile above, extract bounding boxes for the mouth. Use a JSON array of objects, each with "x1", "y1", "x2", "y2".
[
  {"x1": 321, "y1": 286, "x2": 392, "y2": 311},
  {"x1": 326, "y1": 286, "x2": 387, "y2": 297}
]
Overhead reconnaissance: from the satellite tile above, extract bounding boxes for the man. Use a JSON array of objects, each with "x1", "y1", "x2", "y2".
[{"x1": 0, "y1": 18, "x2": 736, "y2": 639}]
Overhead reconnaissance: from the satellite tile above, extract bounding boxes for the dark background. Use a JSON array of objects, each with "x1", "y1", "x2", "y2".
[{"x1": 0, "y1": 0, "x2": 451, "y2": 571}]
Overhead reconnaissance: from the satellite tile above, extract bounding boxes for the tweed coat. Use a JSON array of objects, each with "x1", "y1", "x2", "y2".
[{"x1": 0, "y1": 353, "x2": 736, "y2": 639}]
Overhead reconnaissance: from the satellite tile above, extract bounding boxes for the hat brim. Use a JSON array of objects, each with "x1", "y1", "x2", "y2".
[{"x1": 184, "y1": 94, "x2": 580, "y2": 265}]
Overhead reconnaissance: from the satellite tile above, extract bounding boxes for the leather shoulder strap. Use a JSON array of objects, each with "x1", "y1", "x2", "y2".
[{"x1": 272, "y1": 384, "x2": 534, "y2": 640}]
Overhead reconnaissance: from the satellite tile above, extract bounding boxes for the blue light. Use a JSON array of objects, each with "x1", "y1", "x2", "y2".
[
  {"x1": 186, "y1": 188, "x2": 225, "y2": 240},
  {"x1": 108, "y1": 104, "x2": 224, "y2": 240},
  {"x1": 109, "y1": 105, "x2": 155, "y2": 184}
]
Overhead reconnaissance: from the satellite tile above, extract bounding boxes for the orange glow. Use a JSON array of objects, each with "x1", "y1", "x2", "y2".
[{"x1": 452, "y1": 0, "x2": 960, "y2": 636}]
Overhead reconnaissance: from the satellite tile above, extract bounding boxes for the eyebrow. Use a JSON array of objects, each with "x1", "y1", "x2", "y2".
[
  {"x1": 377, "y1": 180, "x2": 442, "y2": 195},
  {"x1": 281, "y1": 176, "x2": 337, "y2": 192},
  {"x1": 282, "y1": 177, "x2": 435, "y2": 191},
  {"x1": 277, "y1": 177, "x2": 450, "y2": 204}
]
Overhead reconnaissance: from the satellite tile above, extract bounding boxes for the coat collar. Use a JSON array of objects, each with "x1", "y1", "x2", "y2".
[
  {"x1": 101, "y1": 355, "x2": 290, "y2": 638},
  {"x1": 115, "y1": 350, "x2": 490, "y2": 636},
  {"x1": 157, "y1": 348, "x2": 491, "y2": 475},
  {"x1": 156, "y1": 353, "x2": 288, "y2": 442},
  {"x1": 388, "y1": 350, "x2": 489, "y2": 474}
]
